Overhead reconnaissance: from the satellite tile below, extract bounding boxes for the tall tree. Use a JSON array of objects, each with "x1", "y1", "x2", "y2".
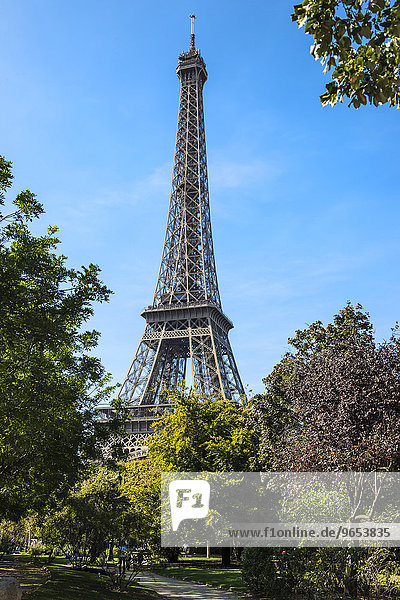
[
  {"x1": 252, "y1": 302, "x2": 400, "y2": 471},
  {"x1": 147, "y1": 386, "x2": 260, "y2": 566},
  {"x1": 292, "y1": 0, "x2": 400, "y2": 107},
  {"x1": 251, "y1": 304, "x2": 400, "y2": 598},
  {"x1": 0, "y1": 156, "x2": 113, "y2": 518}
]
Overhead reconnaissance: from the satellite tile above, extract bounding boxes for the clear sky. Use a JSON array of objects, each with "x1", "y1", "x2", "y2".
[{"x1": 1, "y1": 0, "x2": 399, "y2": 395}]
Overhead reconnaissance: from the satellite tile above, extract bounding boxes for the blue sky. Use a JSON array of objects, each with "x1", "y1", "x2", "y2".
[{"x1": 1, "y1": 0, "x2": 399, "y2": 395}]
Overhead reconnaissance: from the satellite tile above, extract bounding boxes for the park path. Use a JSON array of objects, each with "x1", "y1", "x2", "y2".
[{"x1": 136, "y1": 571, "x2": 244, "y2": 600}]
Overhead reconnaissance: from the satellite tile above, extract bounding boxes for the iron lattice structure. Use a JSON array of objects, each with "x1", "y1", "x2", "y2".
[{"x1": 100, "y1": 21, "x2": 244, "y2": 458}]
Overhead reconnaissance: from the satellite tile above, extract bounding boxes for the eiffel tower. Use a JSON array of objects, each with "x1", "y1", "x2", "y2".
[{"x1": 101, "y1": 16, "x2": 244, "y2": 457}]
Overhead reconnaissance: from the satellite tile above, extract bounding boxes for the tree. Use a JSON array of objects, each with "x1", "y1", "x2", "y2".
[
  {"x1": 278, "y1": 325, "x2": 400, "y2": 471},
  {"x1": 0, "y1": 156, "x2": 114, "y2": 518},
  {"x1": 148, "y1": 385, "x2": 260, "y2": 472},
  {"x1": 120, "y1": 458, "x2": 163, "y2": 550},
  {"x1": 292, "y1": 0, "x2": 400, "y2": 107},
  {"x1": 39, "y1": 464, "x2": 143, "y2": 591},
  {"x1": 250, "y1": 303, "x2": 400, "y2": 599},
  {"x1": 252, "y1": 302, "x2": 400, "y2": 471},
  {"x1": 147, "y1": 385, "x2": 260, "y2": 565},
  {"x1": 40, "y1": 465, "x2": 134, "y2": 566}
]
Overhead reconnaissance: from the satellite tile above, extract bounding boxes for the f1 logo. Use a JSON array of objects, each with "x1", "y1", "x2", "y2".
[{"x1": 169, "y1": 479, "x2": 210, "y2": 531}]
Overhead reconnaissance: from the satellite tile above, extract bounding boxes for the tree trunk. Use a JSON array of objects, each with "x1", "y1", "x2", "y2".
[
  {"x1": 221, "y1": 547, "x2": 230, "y2": 567},
  {"x1": 165, "y1": 547, "x2": 180, "y2": 563}
]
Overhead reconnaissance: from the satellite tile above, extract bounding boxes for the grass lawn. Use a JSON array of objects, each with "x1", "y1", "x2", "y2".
[
  {"x1": 28, "y1": 564, "x2": 160, "y2": 600},
  {"x1": 153, "y1": 561, "x2": 246, "y2": 592},
  {"x1": 179, "y1": 556, "x2": 220, "y2": 563},
  {"x1": 0, "y1": 557, "x2": 47, "y2": 594}
]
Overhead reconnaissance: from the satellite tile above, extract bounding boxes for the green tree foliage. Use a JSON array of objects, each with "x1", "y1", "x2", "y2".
[
  {"x1": 292, "y1": 0, "x2": 400, "y2": 107},
  {"x1": 127, "y1": 387, "x2": 260, "y2": 565},
  {"x1": 40, "y1": 465, "x2": 135, "y2": 567},
  {"x1": 252, "y1": 302, "x2": 400, "y2": 471},
  {"x1": 120, "y1": 458, "x2": 162, "y2": 551},
  {"x1": 147, "y1": 385, "x2": 260, "y2": 472},
  {"x1": 0, "y1": 156, "x2": 114, "y2": 519},
  {"x1": 109, "y1": 385, "x2": 261, "y2": 564}
]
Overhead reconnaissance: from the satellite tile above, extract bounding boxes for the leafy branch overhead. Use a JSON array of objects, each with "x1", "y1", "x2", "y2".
[{"x1": 292, "y1": 0, "x2": 400, "y2": 107}]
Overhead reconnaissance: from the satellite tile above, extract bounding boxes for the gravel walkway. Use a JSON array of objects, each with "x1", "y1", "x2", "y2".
[{"x1": 136, "y1": 571, "x2": 244, "y2": 600}]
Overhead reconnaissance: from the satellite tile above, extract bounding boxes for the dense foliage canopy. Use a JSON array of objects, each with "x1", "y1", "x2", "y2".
[
  {"x1": 148, "y1": 385, "x2": 260, "y2": 472},
  {"x1": 252, "y1": 302, "x2": 400, "y2": 471},
  {"x1": 0, "y1": 156, "x2": 114, "y2": 518}
]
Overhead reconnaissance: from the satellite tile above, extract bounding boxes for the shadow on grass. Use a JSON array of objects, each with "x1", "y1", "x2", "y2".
[
  {"x1": 153, "y1": 565, "x2": 246, "y2": 592},
  {"x1": 29, "y1": 564, "x2": 160, "y2": 600},
  {"x1": 0, "y1": 557, "x2": 47, "y2": 594}
]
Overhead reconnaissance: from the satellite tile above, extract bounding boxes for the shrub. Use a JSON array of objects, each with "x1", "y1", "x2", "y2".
[
  {"x1": 241, "y1": 547, "x2": 400, "y2": 599},
  {"x1": 241, "y1": 548, "x2": 299, "y2": 599}
]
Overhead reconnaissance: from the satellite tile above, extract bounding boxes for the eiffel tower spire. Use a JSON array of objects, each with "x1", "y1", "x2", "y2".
[
  {"x1": 189, "y1": 13, "x2": 196, "y2": 51},
  {"x1": 102, "y1": 18, "x2": 245, "y2": 457}
]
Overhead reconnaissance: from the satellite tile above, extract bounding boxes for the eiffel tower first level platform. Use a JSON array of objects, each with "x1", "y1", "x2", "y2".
[{"x1": 99, "y1": 16, "x2": 244, "y2": 458}]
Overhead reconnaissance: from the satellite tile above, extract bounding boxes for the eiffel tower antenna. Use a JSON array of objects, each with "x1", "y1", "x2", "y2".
[
  {"x1": 189, "y1": 14, "x2": 196, "y2": 49},
  {"x1": 100, "y1": 18, "x2": 245, "y2": 458}
]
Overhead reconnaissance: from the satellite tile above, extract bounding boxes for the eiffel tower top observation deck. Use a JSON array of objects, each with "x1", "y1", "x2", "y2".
[{"x1": 103, "y1": 17, "x2": 245, "y2": 454}]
